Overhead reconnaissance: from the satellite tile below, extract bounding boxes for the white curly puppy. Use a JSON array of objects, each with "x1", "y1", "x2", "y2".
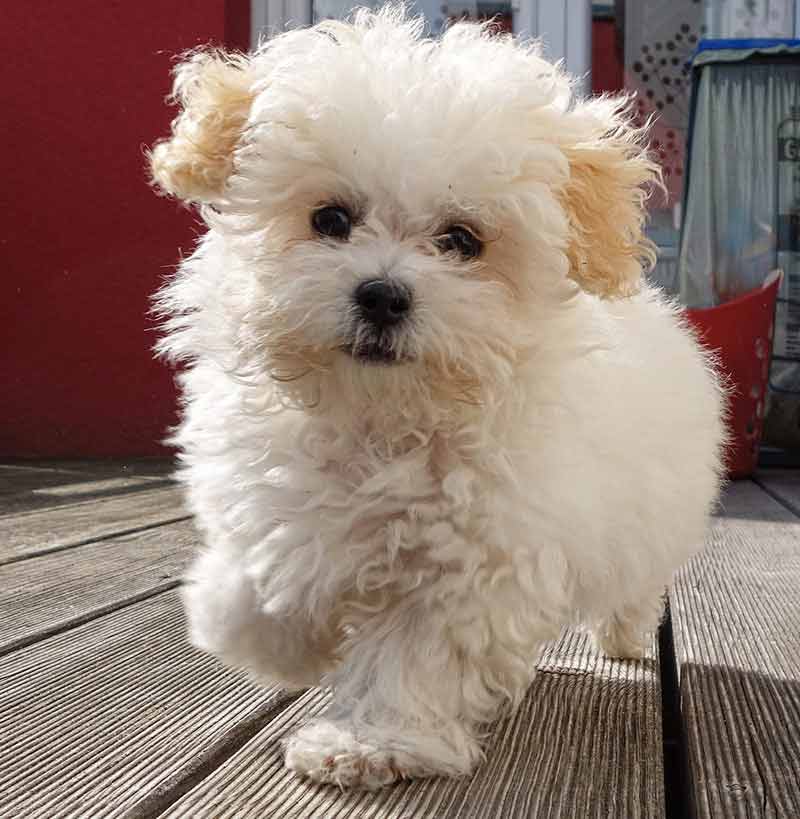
[{"x1": 150, "y1": 7, "x2": 725, "y2": 789}]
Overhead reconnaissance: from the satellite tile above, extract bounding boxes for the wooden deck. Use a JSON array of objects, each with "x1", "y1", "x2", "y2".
[{"x1": 1, "y1": 461, "x2": 799, "y2": 818}]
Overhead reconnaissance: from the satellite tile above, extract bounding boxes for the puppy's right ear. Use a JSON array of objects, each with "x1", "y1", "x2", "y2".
[{"x1": 149, "y1": 50, "x2": 254, "y2": 204}]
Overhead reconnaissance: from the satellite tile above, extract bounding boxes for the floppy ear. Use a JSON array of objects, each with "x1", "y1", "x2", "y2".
[
  {"x1": 560, "y1": 98, "x2": 660, "y2": 298},
  {"x1": 149, "y1": 50, "x2": 254, "y2": 203}
]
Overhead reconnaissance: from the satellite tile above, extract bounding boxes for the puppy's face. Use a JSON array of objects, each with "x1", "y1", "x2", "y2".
[
  {"x1": 152, "y1": 11, "x2": 657, "y2": 407},
  {"x1": 231, "y1": 77, "x2": 569, "y2": 395}
]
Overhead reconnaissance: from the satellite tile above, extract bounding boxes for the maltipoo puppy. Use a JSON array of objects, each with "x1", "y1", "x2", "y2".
[{"x1": 150, "y1": 7, "x2": 725, "y2": 789}]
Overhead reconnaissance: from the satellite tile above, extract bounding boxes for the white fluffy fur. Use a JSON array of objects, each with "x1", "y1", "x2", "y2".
[{"x1": 151, "y1": 8, "x2": 726, "y2": 790}]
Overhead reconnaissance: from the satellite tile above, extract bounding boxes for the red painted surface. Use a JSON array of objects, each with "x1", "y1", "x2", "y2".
[
  {"x1": 1, "y1": 1, "x2": 249, "y2": 456},
  {"x1": 591, "y1": 19, "x2": 624, "y2": 95}
]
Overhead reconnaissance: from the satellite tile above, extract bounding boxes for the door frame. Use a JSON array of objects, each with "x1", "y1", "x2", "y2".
[
  {"x1": 251, "y1": 0, "x2": 311, "y2": 47},
  {"x1": 250, "y1": 0, "x2": 591, "y2": 91}
]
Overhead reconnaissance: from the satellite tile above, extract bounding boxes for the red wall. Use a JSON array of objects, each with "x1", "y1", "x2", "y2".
[
  {"x1": 0, "y1": 1, "x2": 248, "y2": 457},
  {"x1": 2, "y1": 8, "x2": 622, "y2": 458}
]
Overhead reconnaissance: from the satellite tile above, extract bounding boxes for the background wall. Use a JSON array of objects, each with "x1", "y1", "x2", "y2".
[
  {"x1": 1, "y1": 2, "x2": 620, "y2": 458},
  {"x1": 0, "y1": 1, "x2": 249, "y2": 456}
]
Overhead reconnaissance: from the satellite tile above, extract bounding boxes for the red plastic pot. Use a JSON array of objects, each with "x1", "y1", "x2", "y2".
[{"x1": 685, "y1": 270, "x2": 782, "y2": 479}]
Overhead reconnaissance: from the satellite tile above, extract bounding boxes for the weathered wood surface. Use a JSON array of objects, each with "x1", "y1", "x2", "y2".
[
  {"x1": 670, "y1": 481, "x2": 800, "y2": 818},
  {"x1": 0, "y1": 459, "x2": 175, "y2": 478},
  {"x1": 0, "y1": 459, "x2": 668, "y2": 818},
  {"x1": 755, "y1": 468, "x2": 800, "y2": 518},
  {"x1": 0, "y1": 459, "x2": 175, "y2": 515},
  {"x1": 0, "y1": 519, "x2": 197, "y2": 655},
  {"x1": 15, "y1": 461, "x2": 800, "y2": 818},
  {"x1": 0, "y1": 590, "x2": 294, "y2": 819},
  {"x1": 0, "y1": 464, "x2": 90, "y2": 501},
  {"x1": 0, "y1": 486, "x2": 187, "y2": 563},
  {"x1": 162, "y1": 630, "x2": 664, "y2": 819}
]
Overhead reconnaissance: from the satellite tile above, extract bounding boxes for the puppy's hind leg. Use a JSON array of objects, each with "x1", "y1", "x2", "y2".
[
  {"x1": 592, "y1": 593, "x2": 666, "y2": 660},
  {"x1": 183, "y1": 548, "x2": 337, "y2": 689}
]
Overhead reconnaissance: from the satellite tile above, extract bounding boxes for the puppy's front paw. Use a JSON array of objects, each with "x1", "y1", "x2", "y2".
[{"x1": 284, "y1": 720, "x2": 425, "y2": 789}]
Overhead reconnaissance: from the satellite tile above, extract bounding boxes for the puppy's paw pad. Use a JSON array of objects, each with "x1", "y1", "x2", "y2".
[{"x1": 284, "y1": 721, "x2": 411, "y2": 789}]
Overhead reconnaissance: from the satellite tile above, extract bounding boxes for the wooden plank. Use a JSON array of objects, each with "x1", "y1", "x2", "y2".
[
  {"x1": 755, "y1": 468, "x2": 800, "y2": 518},
  {"x1": 29, "y1": 475, "x2": 166, "y2": 497},
  {"x1": 0, "y1": 590, "x2": 293, "y2": 819},
  {"x1": 0, "y1": 486, "x2": 187, "y2": 564},
  {"x1": 161, "y1": 629, "x2": 664, "y2": 819},
  {"x1": 0, "y1": 459, "x2": 175, "y2": 516},
  {"x1": 0, "y1": 458, "x2": 175, "y2": 478},
  {"x1": 0, "y1": 519, "x2": 198, "y2": 655},
  {"x1": 0, "y1": 476, "x2": 175, "y2": 516},
  {"x1": 0, "y1": 464, "x2": 97, "y2": 515},
  {"x1": 670, "y1": 481, "x2": 800, "y2": 819}
]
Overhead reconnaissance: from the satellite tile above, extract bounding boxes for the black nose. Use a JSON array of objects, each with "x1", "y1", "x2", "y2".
[{"x1": 354, "y1": 279, "x2": 412, "y2": 328}]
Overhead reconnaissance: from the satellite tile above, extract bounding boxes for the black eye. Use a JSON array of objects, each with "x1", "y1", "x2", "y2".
[
  {"x1": 312, "y1": 205, "x2": 352, "y2": 240},
  {"x1": 436, "y1": 225, "x2": 483, "y2": 259}
]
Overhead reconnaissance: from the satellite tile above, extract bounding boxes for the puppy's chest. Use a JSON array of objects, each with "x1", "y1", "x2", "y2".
[{"x1": 288, "y1": 434, "x2": 491, "y2": 554}]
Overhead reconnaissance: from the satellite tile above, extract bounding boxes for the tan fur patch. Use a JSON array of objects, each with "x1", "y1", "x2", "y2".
[
  {"x1": 149, "y1": 50, "x2": 254, "y2": 203},
  {"x1": 560, "y1": 104, "x2": 661, "y2": 299}
]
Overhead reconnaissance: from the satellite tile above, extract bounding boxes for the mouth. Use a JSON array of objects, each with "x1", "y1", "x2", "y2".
[{"x1": 341, "y1": 337, "x2": 412, "y2": 365}]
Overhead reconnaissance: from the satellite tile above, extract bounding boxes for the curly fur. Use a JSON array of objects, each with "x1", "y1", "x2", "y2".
[
  {"x1": 149, "y1": 49, "x2": 255, "y2": 202},
  {"x1": 150, "y1": 7, "x2": 726, "y2": 789}
]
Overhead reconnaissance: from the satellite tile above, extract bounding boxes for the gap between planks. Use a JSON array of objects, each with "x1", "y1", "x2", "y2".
[
  {"x1": 670, "y1": 479, "x2": 800, "y2": 818},
  {"x1": 157, "y1": 629, "x2": 664, "y2": 819},
  {"x1": 0, "y1": 517, "x2": 198, "y2": 657},
  {"x1": 0, "y1": 590, "x2": 298, "y2": 819},
  {"x1": 0, "y1": 465, "x2": 683, "y2": 818},
  {"x1": 0, "y1": 485, "x2": 189, "y2": 565},
  {"x1": 753, "y1": 468, "x2": 800, "y2": 519}
]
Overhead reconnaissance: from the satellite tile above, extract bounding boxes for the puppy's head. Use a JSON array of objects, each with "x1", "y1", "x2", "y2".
[{"x1": 151, "y1": 8, "x2": 658, "y2": 411}]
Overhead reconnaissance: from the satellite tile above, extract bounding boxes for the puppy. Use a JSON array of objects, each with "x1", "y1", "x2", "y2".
[{"x1": 150, "y1": 7, "x2": 725, "y2": 789}]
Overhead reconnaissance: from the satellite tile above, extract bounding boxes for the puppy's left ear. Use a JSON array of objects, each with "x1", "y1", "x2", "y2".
[
  {"x1": 149, "y1": 49, "x2": 255, "y2": 204},
  {"x1": 560, "y1": 97, "x2": 660, "y2": 299}
]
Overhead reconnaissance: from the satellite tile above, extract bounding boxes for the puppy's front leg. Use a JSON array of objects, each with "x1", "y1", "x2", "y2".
[
  {"x1": 183, "y1": 548, "x2": 338, "y2": 689},
  {"x1": 284, "y1": 598, "x2": 490, "y2": 789}
]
